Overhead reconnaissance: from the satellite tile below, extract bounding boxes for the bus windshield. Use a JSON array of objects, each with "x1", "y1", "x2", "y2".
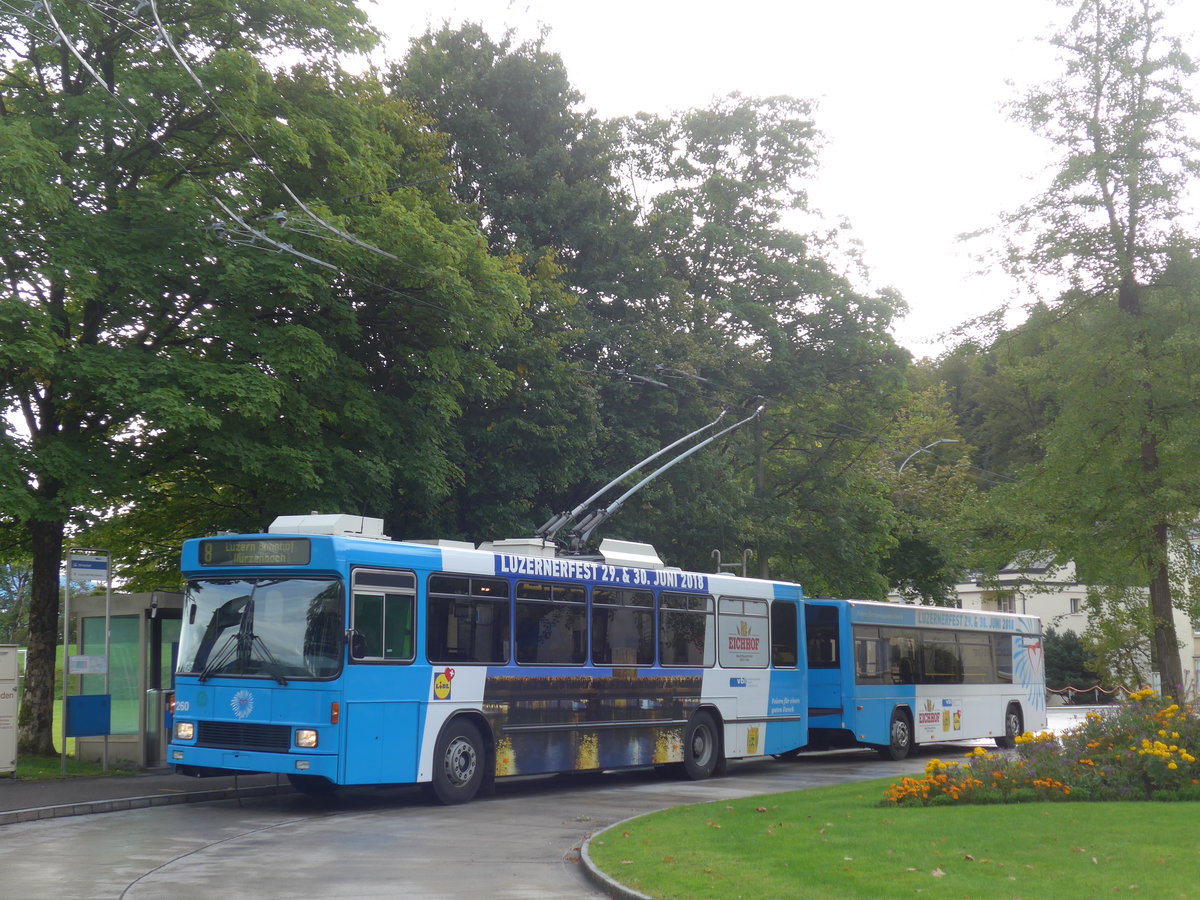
[{"x1": 178, "y1": 577, "x2": 343, "y2": 681}]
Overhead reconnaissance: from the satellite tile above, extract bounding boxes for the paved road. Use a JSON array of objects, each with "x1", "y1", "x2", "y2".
[{"x1": 0, "y1": 749, "x2": 934, "y2": 899}]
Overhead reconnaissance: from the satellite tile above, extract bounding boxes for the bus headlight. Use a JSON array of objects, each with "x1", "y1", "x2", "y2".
[
  {"x1": 175, "y1": 721, "x2": 195, "y2": 741},
  {"x1": 295, "y1": 729, "x2": 318, "y2": 749}
]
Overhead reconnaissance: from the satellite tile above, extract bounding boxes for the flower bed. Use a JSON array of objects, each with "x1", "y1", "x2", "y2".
[{"x1": 883, "y1": 688, "x2": 1200, "y2": 805}]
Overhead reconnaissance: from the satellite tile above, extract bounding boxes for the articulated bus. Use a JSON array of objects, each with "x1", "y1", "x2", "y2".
[
  {"x1": 168, "y1": 514, "x2": 806, "y2": 803},
  {"x1": 805, "y1": 598, "x2": 1047, "y2": 760},
  {"x1": 167, "y1": 514, "x2": 1046, "y2": 803}
]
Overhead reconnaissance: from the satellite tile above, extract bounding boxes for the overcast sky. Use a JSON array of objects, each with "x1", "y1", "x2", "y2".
[{"x1": 364, "y1": 1, "x2": 1200, "y2": 357}]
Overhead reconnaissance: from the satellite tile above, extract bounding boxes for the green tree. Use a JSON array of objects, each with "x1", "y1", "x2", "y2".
[
  {"x1": 388, "y1": 24, "x2": 624, "y2": 540},
  {"x1": 934, "y1": 310, "x2": 1056, "y2": 483},
  {"x1": 0, "y1": 0, "x2": 524, "y2": 754},
  {"x1": 1042, "y1": 626, "x2": 1103, "y2": 693},
  {"x1": 620, "y1": 96, "x2": 909, "y2": 588},
  {"x1": 393, "y1": 25, "x2": 910, "y2": 594},
  {"x1": 0, "y1": 562, "x2": 32, "y2": 644},
  {"x1": 880, "y1": 386, "x2": 975, "y2": 604},
  {"x1": 389, "y1": 24, "x2": 640, "y2": 298},
  {"x1": 996, "y1": 0, "x2": 1200, "y2": 696}
]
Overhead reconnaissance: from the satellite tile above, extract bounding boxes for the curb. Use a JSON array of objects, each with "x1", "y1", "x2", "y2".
[
  {"x1": 0, "y1": 781, "x2": 294, "y2": 827},
  {"x1": 579, "y1": 812, "x2": 658, "y2": 900}
]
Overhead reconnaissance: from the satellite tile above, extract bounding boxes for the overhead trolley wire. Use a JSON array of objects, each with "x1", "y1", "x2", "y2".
[{"x1": 12, "y1": 0, "x2": 477, "y2": 322}]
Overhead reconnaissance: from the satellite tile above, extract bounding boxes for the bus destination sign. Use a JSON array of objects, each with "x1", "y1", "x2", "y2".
[{"x1": 199, "y1": 538, "x2": 311, "y2": 567}]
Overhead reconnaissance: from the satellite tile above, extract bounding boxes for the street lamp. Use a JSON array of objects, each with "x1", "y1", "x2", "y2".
[{"x1": 898, "y1": 439, "x2": 960, "y2": 474}]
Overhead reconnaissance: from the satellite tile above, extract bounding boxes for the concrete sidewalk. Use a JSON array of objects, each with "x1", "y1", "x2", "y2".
[{"x1": 0, "y1": 768, "x2": 293, "y2": 826}]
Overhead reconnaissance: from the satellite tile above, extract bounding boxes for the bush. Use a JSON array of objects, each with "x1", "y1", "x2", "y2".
[{"x1": 882, "y1": 688, "x2": 1200, "y2": 806}]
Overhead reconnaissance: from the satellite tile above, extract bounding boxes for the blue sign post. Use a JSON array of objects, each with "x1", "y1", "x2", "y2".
[
  {"x1": 65, "y1": 694, "x2": 111, "y2": 737},
  {"x1": 63, "y1": 549, "x2": 111, "y2": 775}
]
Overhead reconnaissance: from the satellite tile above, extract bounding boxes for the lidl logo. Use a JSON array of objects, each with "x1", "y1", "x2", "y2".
[{"x1": 433, "y1": 667, "x2": 454, "y2": 700}]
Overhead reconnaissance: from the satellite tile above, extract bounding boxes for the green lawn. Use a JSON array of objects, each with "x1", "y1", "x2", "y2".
[{"x1": 587, "y1": 778, "x2": 1200, "y2": 899}]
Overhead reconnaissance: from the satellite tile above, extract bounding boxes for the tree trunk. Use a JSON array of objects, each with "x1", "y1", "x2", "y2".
[
  {"x1": 1123, "y1": 279, "x2": 1183, "y2": 698},
  {"x1": 1148, "y1": 521, "x2": 1184, "y2": 698},
  {"x1": 17, "y1": 519, "x2": 64, "y2": 757}
]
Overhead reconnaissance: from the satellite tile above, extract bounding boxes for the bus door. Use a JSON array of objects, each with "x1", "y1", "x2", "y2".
[
  {"x1": 805, "y1": 603, "x2": 843, "y2": 729},
  {"x1": 342, "y1": 569, "x2": 423, "y2": 785},
  {"x1": 765, "y1": 597, "x2": 805, "y2": 754}
]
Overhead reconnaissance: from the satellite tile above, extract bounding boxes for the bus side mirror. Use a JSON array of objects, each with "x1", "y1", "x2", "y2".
[{"x1": 347, "y1": 630, "x2": 366, "y2": 660}]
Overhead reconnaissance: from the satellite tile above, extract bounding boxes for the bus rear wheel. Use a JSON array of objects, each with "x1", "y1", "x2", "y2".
[
  {"x1": 430, "y1": 719, "x2": 486, "y2": 805},
  {"x1": 995, "y1": 704, "x2": 1023, "y2": 750},
  {"x1": 683, "y1": 711, "x2": 722, "y2": 780},
  {"x1": 878, "y1": 708, "x2": 913, "y2": 761}
]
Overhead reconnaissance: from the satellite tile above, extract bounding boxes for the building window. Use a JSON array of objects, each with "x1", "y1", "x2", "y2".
[{"x1": 985, "y1": 592, "x2": 1015, "y2": 614}]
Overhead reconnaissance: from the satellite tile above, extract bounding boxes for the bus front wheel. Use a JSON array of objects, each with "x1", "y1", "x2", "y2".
[
  {"x1": 683, "y1": 711, "x2": 722, "y2": 780},
  {"x1": 878, "y1": 708, "x2": 913, "y2": 761},
  {"x1": 430, "y1": 718, "x2": 486, "y2": 805},
  {"x1": 995, "y1": 704, "x2": 1023, "y2": 750}
]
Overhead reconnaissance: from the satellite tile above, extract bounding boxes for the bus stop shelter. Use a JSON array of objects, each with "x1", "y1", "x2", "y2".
[{"x1": 69, "y1": 591, "x2": 183, "y2": 768}]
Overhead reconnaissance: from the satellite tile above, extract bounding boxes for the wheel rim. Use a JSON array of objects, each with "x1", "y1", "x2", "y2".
[
  {"x1": 691, "y1": 723, "x2": 714, "y2": 767},
  {"x1": 1006, "y1": 711, "x2": 1021, "y2": 738},
  {"x1": 443, "y1": 735, "x2": 477, "y2": 787},
  {"x1": 892, "y1": 716, "x2": 910, "y2": 749}
]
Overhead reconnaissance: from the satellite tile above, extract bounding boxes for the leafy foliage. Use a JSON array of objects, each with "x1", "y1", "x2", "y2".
[
  {"x1": 0, "y1": 562, "x2": 31, "y2": 644},
  {"x1": 1042, "y1": 626, "x2": 1103, "y2": 692},
  {"x1": 976, "y1": 0, "x2": 1200, "y2": 695},
  {"x1": 0, "y1": 0, "x2": 525, "y2": 753}
]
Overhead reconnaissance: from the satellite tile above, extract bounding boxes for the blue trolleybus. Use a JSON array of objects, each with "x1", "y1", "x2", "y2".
[
  {"x1": 168, "y1": 515, "x2": 1047, "y2": 802},
  {"x1": 804, "y1": 598, "x2": 1047, "y2": 760},
  {"x1": 169, "y1": 514, "x2": 806, "y2": 803}
]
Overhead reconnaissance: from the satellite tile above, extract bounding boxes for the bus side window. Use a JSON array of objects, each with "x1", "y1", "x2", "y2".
[
  {"x1": 804, "y1": 605, "x2": 840, "y2": 669},
  {"x1": 428, "y1": 575, "x2": 510, "y2": 664},
  {"x1": 852, "y1": 626, "x2": 887, "y2": 684},
  {"x1": 659, "y1": 592, "x2": 714, "y2": 667},
  {"x1": 515, "y1": 581, "x2": 586, "y2": 665},
  {"x1": 881, "y1": 628, "x2": 917, "y2": 684},
  {"x1": 591, "y1": 587, "x2": 654, "y2": 666},
  {"x1": 770, "y1": 601, "x2": 798, "y2": 668},
  {"x1": 351, "y1": 569, "x2": 416, "y2": 664},
  {"x1": 921, "y1": 630, "x2": 963, "y2": 684}
]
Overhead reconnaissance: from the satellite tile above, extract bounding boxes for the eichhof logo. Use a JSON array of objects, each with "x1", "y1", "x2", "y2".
[
  {"x1": 918, "y1": 697, "x2": 940, "y2": 725},
  {"x1": 231, "y1": 689, "x2": 254, "y2": 719},
  {"x1": 727, "y1": 620, "x2": 760, "y2": 652}
]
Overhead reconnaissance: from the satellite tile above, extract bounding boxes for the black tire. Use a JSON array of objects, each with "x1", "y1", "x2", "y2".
[
  {"x1": 430, "y1": 718, "x2": 486, "y2": 805},
  {"x1": 682, "y1": 711, "x2": 721, "y2": 780},
  {"x1": 878, "y1": 707, "x2": 913, "y2": 761},
  {"x1": 288, "y1": 774, "x2": 338, "y2": 797},
  {"x1": 994, "y1": 704, "x2": 1023, "y2": 750}
]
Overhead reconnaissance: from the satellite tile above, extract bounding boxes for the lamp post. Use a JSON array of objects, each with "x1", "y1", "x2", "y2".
[{"x1": 898, "y1": 439, "x2": 959, "y2": 474}]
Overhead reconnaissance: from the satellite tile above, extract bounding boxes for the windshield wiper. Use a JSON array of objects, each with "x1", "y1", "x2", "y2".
[
  {"x1": 247, "y1": 633, "x2": 289, "y2": 686},
  {"x1": 198, "y1": 633, "x2": 239, "y2": 683}
]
